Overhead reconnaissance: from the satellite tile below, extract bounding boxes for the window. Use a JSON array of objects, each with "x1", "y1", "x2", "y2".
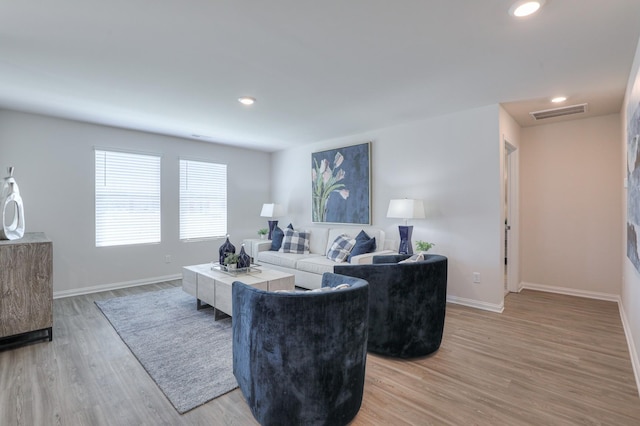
[
  {"x1": 95, "y1": 149, "x2": 161, "y2": 247},
  {"x1": 180, "y1": 159, "x2": 227, "y2": 240}
]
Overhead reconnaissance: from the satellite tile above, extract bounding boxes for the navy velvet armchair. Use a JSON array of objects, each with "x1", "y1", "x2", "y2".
[
  {"x1": 232, "y1": 272, "x2": 369, "y2": 426},
  {"x1": 334, "y1": 254, "x2": 448, "y2": 358}
]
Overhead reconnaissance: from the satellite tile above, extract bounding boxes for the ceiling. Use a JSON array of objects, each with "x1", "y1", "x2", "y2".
[{"x1": 1, "y1": 1, "x2": 639, "y2": 152}]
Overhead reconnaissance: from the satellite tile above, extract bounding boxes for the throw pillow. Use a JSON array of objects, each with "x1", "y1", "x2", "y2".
[
  {"x1": 312, "y1": 284, "x2": 351, "y2": 291},
  {"x1": 399, "y1": 253, "x2": 424, "y2": 264},
  {"x1": 270, "y1": 226, "x2": 285, "y2": 251},
  {"x1": 280, "y1": 228, "x2": 310, "y2": 254},
  {"x1": 347, "y1": 230, "x2": 377, "y2": 262},
  {"x1": 269, "y1": 224, "x2": 294, "y2": 251},
  {"x1": 327, "y1": 234, "x2": 356, "y2": 263}
]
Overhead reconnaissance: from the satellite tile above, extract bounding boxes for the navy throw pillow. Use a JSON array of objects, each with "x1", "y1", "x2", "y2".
[
  {"x1": 270, "y1": 226, "x2": 285, "y2": 251},
  {"x1": 348, "y1": 230, "x2": 377, "y2": 261}
]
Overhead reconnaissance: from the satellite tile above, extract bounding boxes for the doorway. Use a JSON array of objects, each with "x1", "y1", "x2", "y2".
[{"x1": 504, "y1": 140, "x2": 519, "y2": 295}]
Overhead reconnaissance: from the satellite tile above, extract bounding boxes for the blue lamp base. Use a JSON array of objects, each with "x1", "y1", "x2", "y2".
[
  {"x1": 397, "y1": 225, "x2": 414, "y2": 255},
  {"x1": 267, "y1": 220, "x2": 279, "y2": 240}
]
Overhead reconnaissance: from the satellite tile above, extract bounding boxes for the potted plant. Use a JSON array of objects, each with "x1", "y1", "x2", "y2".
[
  {"x1": 257, "y1": 228, "x2": 269, "y2": 239},
  {"x1": 224, "y1": 253, "x2": 240, "y2": 270},
  {"x1": 415, "y1": 240, "x2": 435, "y2": 253}
]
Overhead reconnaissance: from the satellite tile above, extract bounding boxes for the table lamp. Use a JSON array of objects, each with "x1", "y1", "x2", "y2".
[
  {"x1": 387, "y1": 199, "x2": 425, "y2": 255},
  {"x1": 260, "y1": 203, "x2": 284, "y2": 240}
]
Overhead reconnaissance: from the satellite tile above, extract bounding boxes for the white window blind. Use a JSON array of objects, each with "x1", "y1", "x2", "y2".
[
  {"x1": 180, "y1": 159, "x2": 227, "y2": 240},
  {"x1": 95, "y1": 149, "x2": 161, "y2": 247}
]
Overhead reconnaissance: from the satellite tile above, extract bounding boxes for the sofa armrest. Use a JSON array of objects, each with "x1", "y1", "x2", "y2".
[
  {"x1": 255, "y1": 241, "x2": 272, "y2": 252},
  {"x1": 349, "y1": 250, "x2": 395, "y2": 265}
]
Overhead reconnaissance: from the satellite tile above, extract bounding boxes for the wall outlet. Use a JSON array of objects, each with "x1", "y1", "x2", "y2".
[
  {"x1": 165, "y1": 255, "x2": 172, "y2": 264},
  {"x1": 473, "y1": 272, "x2": 481, "y2": 283}
]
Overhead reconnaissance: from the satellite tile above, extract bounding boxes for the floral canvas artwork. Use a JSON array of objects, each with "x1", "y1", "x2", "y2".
[
  {"x1": 312, "y1": 142, "x2": 371, "y2": 224},
  {"x1": 627, "y1": 67, "x2": 640, "y2": 273}
]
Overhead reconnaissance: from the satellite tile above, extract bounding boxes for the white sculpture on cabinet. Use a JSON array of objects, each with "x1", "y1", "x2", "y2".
[{"x1": 0, "y1": 166, "x2": 25, "y2": 240}]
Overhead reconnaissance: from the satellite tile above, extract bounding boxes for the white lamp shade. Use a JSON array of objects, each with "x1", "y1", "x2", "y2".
[
  {"x1": 260, "y1": 203, "x2": 285, "y2": 218},
  {"x1": 386, "y1": 199, "x2": 425, "y2": 219}
]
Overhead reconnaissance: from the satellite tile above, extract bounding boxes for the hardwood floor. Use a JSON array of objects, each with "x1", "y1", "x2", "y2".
[{"x1": 1, "y1": 283, "x2": 639, "y2": 425}]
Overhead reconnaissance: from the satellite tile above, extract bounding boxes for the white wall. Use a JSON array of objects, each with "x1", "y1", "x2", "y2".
[
  {"x1": 520, "y1": 114, "x2": 623, "y2": 297},
  {"x1": 0, "y1": 110, "x2": 271, "y2": 295},
  {"x1": 272, "y1": 104, "x2": 506, "y2": 311},
  {"x1": 621, "y1": 35, "x2": 640, "y2": 393}
]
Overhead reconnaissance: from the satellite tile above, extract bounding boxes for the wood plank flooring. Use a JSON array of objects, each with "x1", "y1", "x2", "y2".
[{"x1": 1, "y1": 283, "x2": 639, "y2": 425}]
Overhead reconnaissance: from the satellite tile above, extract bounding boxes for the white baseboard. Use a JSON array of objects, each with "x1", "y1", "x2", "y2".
[
  {"x1": 521, "y1": 281, "x2": 639, "y2": 396},
  {"x1": 521, "y1": 282, "x2": 619, "y2": 302},
  {"x1": 53, "y1": 274, "x2": 182, "y2": 299},
  {"x1": 447, "y1": 295, "x2": 504, "y2": 313},
  {"x1": 514, "y1": 281, "x2": 525, "y2": 292},
  {"x1": 618, "y1": 301, "x2": 640, "y2": 397}
]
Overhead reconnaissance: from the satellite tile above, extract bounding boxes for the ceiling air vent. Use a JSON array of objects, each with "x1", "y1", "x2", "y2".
[{"x1": 529, "y1": 103, "x2": 588, "y2": 120}]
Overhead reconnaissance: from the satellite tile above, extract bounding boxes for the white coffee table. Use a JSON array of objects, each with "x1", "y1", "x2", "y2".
[{"x1": 182, "y1": 263, "x2": 295, "y2": 320}]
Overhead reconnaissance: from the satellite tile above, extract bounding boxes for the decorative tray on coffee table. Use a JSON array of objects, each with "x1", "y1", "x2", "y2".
[{"x1": 211, "y1": 262, "x2": 262, "y2": 276}]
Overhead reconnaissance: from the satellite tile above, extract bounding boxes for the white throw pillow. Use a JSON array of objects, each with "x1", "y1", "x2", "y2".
[{"x1": 399, "y1": 253, "x2": 424, "y2": 264}]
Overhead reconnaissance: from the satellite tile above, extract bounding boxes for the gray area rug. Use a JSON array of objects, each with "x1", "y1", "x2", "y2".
[{"x1": 95, "y1": 287, "x2": 237, "y2": 414}]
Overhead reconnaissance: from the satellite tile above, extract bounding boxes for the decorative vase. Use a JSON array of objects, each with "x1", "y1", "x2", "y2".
[
  {"x1": 238, "y1": 244, "x2": 251, "y2": 269},
  {"x1": 218, "y1": 236, "x2": 236, "y2": 265},
  {"x1": 0, "y1": 166, "x2": 25, "y2": 240},
  {"x1": 397, "y1": 225, "x2": 414, "y2": 255}
]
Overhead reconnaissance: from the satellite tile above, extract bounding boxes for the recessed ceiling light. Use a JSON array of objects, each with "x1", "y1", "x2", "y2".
[
  {"x1": 238, "y1": 96, "x2": 256, "y2": 105},
  {"x1": 551, "y1": 96, "x2": 567, "y2": 103},
  {"x1": 509, "y1": 0, "x2": 545, "y2": 18}
]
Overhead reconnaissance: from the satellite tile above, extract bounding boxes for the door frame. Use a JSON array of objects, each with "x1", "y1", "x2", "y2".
[{"x1": 503, "y1": 139, "x2": 520, "y2": 293}]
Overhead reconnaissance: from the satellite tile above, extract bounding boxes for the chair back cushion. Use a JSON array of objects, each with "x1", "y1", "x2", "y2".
[
  {"x1": 335, "y1": 254, "x2": 447, "y2": 358},
  {"x1": 232, "y1": 273, "x2": 369, "y2": 425}
]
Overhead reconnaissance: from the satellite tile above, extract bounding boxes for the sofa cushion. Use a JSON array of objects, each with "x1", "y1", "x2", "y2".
[
  {"x1": 348, "y1": 230, "x2": 377, "y2": 262},
  {"x1": 281, "y1": 229, "x2": 310, "y2": 254},
  {"x1": 326, "y1": 234, "x2": 356, "y2": 263},
  {"x1": 258, "y1": 250, "x2": 318, "y2": 269},
  {"x1": 296, "y1": 256, "x2": 336, "y2": 275},
  {"x1": 307, "y1": 228, "x2": 328, "y2": 255}
]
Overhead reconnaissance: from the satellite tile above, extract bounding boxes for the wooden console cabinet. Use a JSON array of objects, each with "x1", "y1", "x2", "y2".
[{"x1": 0, "y1": 232, "x2": 53, "y2": 344}]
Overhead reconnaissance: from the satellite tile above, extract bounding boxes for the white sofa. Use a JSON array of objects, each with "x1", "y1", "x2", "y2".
[{"x1": 255, "y1": 226, "x2": 393, "y2": 289}]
